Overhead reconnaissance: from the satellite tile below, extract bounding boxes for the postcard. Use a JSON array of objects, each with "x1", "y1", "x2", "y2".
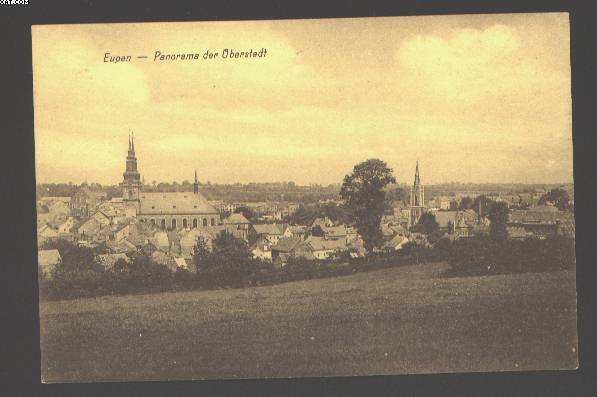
[{"x1": 33, "y1": 13, "x2": 577, "y2": 382}]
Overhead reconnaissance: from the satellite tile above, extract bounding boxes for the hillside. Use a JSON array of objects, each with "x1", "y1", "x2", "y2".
[{"x1": 40, "y1": 262, "x2": 578, "y2": 382}]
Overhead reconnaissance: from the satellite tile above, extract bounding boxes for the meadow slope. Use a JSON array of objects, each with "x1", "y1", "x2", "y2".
[{"x1": 39, "y1": 262, "x2": 578, "y2": 382}]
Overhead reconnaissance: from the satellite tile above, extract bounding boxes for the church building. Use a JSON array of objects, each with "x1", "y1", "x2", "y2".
[
  {"x1": 409, "y1": 161, "x2": 425, "y2": 228},
  {"x1": 121, "y1": 134, "x2": 219, "y2": 230}
]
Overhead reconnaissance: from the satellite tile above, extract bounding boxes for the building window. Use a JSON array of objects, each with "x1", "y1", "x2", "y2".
[
  {"x1": 151, "y1": 219, "x2": 155, "y2": 226},
  {"x1": 203, "y1": 218, "x2": 208, "y2": 227},
  {"x1": 211, "y1": 218, "x2": 215, "y2": 226},
  {"x1": 183, "y1": 218, "x2": 188, "y2": 228},
  {"x1": 172, "y1": 218, "x2": 177, "y2": 229},
  {"x1": 193, "y1": 218, "x2": 198, "y2": 228},
  {"x1": 161, "y1": 219, "x2": 166, "y2": 229}
]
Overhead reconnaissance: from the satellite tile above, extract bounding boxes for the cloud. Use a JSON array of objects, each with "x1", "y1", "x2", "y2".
[
  {"x1": 32, "y1": 17, "x2": 573, "y2": 185},
  {"x1": 396, "y1": 24, "x2": 565, "y2": 108}
]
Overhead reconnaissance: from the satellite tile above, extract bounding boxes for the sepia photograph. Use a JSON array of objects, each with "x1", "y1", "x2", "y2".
[{"x1": 32, "y1": 13, "x2": 577, "y2": 382}]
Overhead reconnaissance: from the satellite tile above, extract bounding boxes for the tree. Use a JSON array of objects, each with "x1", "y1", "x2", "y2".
[
  {"x1": 340, "y1": 159, "x2": 396, "y2": 255},
  {"x1": 538, "y1": 188, "x2": 570, "y2": 211},
  {"x1": 412, "y1": 212, "x2": 439, "y2": 235},
  {"x1": 194, "y1": 231, "x2": 254, "y2": 288},
  {"x1": 473, "y1": 195, "x2": 494, "y2": 217},
  {"x1": 191, "y1": 237, "x2": 211, "y2": 269},
  {"x1": 413, "y1": 212, "x2": 443, "y2": 244},
  {"x1": 386, "y1": 187, "x2": 409, "y2": 205},
  {"x1": 459, "y1": 196, "x2": 474, "y2": 210},
  {"x1": 321, "y1": 202, "x2": 352, "y2": 225},
  {"x1": 488, "y1": 201, "x2": 509, "y2": 244},
  {"x1": 286, "y1": 204, "x2": 312, "y2": 225},
  {"x1": 234, "y1": 206, "x2": 255, "y2": 222}
]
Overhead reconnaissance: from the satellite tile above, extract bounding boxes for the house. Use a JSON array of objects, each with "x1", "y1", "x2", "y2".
[
  {"x1": 109, "y1": 222, "x2": 131, "y2": 242},
  {"x1": 150, "y1": 231, "x2": 171, "y2": 252},
  {"x1": 56, "y1": 217, "x2": 75, "y2": 234},
  {"x1": 251, "y1": 242, "x2": 273, "y2": 261},
  {"x1": 381, "y1": 234, "x2": 409, "y2": 251},
  {"x1": 38, "y1": 196, "x2": 72, "y2": 208},
  {"x1": 249, "y1": 223, "x2": 284, "y2": 245},
  {"x1": 318, "y1": 225, "x2": 348, "y2": 240},
  {"x1": 223, "y1": 212, "x2": 251, "y2": 227},
  {"x1": 90, "y1": 210, "x2": 111, "y2": 227},
  {"x1": 74, "y1": 217, "x2": 103, "y2": 241},
  {"x1": 432, "y1": 210, "x2": 479, "y2": 239},
  {"x1": 508, "y1": 207, "x2": 574, "y2": 239},
  {"x1": 71, "y1": 187, "x2": 107, "y2": 218},
  {"x1": 37, "y1": 225, "x2": 59, "y2": 246},
  {"x1": 270, "y1": 237, "x2": 308, "y2": 264},
  {"x1": 304, "y1": 236, "x2": 348, "y2": 260},
  {"x1": 38, "y1": 249, "x2": 61, "y2": 279},
  {"x1": 105, "y1": 239, "x2": 137, "y2": 254},
  {"x1": 287, "y1": 225, "x2": 308, "y2": 240},
  {"x1": 222, "y1": 213, "x2": 251, "y2": 241}
]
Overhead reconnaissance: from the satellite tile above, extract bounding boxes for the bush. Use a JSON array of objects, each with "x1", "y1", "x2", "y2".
[
  {"x1": 447, "y1": 235, "x2": 575, "y2": 277},
  {"x1": 194, "y1": 231, "x2": 258, "y2": 289}
]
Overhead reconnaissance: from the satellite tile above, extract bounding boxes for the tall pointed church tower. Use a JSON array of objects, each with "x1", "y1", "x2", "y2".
[
  {"x1": 121, "y1": 132, "x2": 142, "y2": 202},
  {"x1": 410, "y1": 161, "x2": 425, "y2": 228},
  {"x1": 193, "y1": 169, "x2": 199, "y2": 194}
]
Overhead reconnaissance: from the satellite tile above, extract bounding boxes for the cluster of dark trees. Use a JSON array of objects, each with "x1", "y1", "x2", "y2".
[
  {"x1": 447, "y1": 235, "x2": 575, "y2": 277},
  {"x1": 39, "y1": 230, "x2": 575, "y2": 302},
  {"x1": 38, "y1": 240, "x2": 188, "y2": 300},
  {"x1": 283, "y1": 202, "x2": 353, "y2": 226},
  {"x1": 538, "y1": 188, "x2": 572, "y2": 211}
]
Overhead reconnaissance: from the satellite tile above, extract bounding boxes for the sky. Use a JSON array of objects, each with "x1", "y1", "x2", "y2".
[{"x1": 32, "y1": 13, "x2": 572, "y2": 186}]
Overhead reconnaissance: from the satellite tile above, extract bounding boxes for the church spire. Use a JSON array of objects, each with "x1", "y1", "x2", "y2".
[
  {"x1": 193, "y1": 169, "x2": 199, "y2": 194},
  {"x1": 410, "y1": 160, "x2": 424, "y2": 229},
  {"x1": 123, "y1": 132, "x2": 141, "y2": 202},
  {"x1": 414, "y1": 160, "x2": 420, "y2": 186},
  {"x1": 131, "y1": 131, "x2": 135, "y2": 153}
]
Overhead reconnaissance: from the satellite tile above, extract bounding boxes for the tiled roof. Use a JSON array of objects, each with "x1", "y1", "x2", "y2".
[
  {"x1": 509, "y1": 209, "x2": 571, "y2": 224},
  {"x1": 383, "y1": 234, "x2": 407, "y2": 249},
  {"x1": 322, "y1": 226, "x2": 348, "y2": 237},
  {"x1": 306, "y1": 236, "x2": 347, "y2": 251},
  {"x1": 106, "y1": 240, "x2": 137, "y2": 254},
  {"x1": 252, "y1": 223, "x2": 283, "y2": 236},
  {"x1": 138, "y1": 192, "x2": 218, "y2": 215},
  {"x1": 272, "y1": 237, "x2": 304, "y2": 253},
  {"x1": 223, "y1": 213, "x2": 250, "y2": 224},
  {"x1": 287, "y1": 225, "x2": 308, "y2": 236}
]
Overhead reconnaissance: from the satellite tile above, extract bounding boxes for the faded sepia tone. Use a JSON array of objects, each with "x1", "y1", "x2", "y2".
[
  {"x1": 33, "y1": 14, "x2": 576, "y2": 383},
  {"x1": 33, "y1": 14, "x2": 572, "y2": 185}
]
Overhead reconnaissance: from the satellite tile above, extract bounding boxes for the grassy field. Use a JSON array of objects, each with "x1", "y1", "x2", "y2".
[{"x1": 39, "y1": 262, "x2": 578, "y2": 382}]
